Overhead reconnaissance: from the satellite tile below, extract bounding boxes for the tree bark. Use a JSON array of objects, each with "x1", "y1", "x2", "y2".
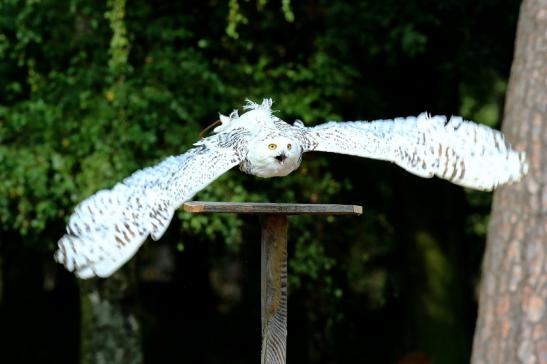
[
  {"x1": 80, "y1": 269, "x2": 143, "y2": 364},
  {"x1": 471, "y1": 1, "x2": 547, "y2": 363}
]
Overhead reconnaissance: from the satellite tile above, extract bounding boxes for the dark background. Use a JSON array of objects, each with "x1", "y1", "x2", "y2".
[{"x1": 0, "y1": 0, "x2": 521, "y2": 363}]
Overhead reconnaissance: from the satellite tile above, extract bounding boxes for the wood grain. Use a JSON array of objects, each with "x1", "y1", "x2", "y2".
[
  {"x1": 260, "y1": 216, "x2": 288, "y2": 364},
  {"x1": 183, "y1": 201, "x2": 363, "y2": 215}
]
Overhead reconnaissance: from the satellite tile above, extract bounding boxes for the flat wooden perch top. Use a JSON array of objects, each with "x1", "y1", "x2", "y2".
[{"x1": 183, "y1": 201, "x2": 363, "y2": 216}]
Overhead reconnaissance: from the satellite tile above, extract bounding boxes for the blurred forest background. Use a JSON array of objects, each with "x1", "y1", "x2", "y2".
[{"x1": 0, "y1": 0, "x2": 525, "y2": 363}]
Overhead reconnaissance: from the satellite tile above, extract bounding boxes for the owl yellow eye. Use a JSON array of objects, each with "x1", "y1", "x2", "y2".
[
  {"x1": 287, "y1": 144, "x2": 292, "y2": 150},
  {"x1": 268, "y1": 143, "x2": 277, "y2": 150}
]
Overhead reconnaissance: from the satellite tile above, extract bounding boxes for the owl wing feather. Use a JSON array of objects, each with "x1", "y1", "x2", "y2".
[
  {"x1": 54, "y1": 135, "x2": 242, "y2": 279},
  {"x1": 303, "y1": 112, "x2": 527, "y2": 190}
]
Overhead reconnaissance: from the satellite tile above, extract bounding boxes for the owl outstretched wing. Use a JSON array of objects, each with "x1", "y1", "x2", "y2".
[
  {"x1": 54, "y1": 135, "x2": 242, "y2": 279},
  {"x1": 303, "y1": 113, "x2": 527, "y2": 190}
]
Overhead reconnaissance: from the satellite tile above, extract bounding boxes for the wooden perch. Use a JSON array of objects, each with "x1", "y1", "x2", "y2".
[
  {"x1": 183, "y1": 201, "x2": 363, "y2": 215},
  {"x1": 183, "y1": 201, "x2": 363, "y2": 364}
]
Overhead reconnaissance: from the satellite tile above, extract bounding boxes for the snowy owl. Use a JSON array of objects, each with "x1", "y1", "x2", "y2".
[{"x1": 55, "y1": 99, "x2": 528, "y2": 278}]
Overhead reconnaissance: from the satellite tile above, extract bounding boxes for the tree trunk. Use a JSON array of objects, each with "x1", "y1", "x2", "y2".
[
  {"x1": 471, "y1": 1, "x2": 547, "y2": 363},
  {"x1": 80, "y1": 269, "x2": 143, "y2": 364}
]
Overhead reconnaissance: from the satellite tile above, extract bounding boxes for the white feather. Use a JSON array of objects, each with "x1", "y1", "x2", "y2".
[
  {"x1": 305, "y1": 112, "x2": 527, "y2": 190},
  {"x1": 55, "y1": 138, "x2": 241, "y2": 278}
]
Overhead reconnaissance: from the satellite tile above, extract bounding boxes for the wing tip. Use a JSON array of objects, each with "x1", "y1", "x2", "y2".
[
  {"x1": 54, "y1": 233, "x2": 139, "y2": 280},
  {"x1": 54, "y1": 236, "x2": 97, "y2": 279},
  {"x1": 480, "y1": 150, "x2": 529, "y2": 191}
]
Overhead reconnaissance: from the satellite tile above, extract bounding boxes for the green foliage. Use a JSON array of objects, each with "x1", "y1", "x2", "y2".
[
  {"x1": 227, "y1": 0, "x2": 294, "y2": 38},
  {"x1": 105, "y1": 0, "x2": 130, "y2": 77},
  {"x1": 226, "y1": 0, "x2": 247, "y2": 39},
  {"x1": 0, "y1": 0, "x2": 521, "y2": 362}
]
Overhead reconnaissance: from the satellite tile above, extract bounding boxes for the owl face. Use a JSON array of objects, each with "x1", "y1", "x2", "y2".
[{"x1": 243, "y1": 135, "x2": 302, "y2": 178}]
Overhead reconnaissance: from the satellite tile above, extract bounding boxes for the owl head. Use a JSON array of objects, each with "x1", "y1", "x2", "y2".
[{"x1": 244, "y1": 135, "x2": 302, "y2": 178}]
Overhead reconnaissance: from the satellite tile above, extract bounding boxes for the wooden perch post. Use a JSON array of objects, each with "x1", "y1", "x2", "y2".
[{"x1": 183, "y1": 201, "x2": 363, "y2": 364}]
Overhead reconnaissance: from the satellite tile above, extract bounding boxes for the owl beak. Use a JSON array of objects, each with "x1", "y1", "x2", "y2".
[{"x1": 275, "y1": 153, "x2": 287, "y2": 164}]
